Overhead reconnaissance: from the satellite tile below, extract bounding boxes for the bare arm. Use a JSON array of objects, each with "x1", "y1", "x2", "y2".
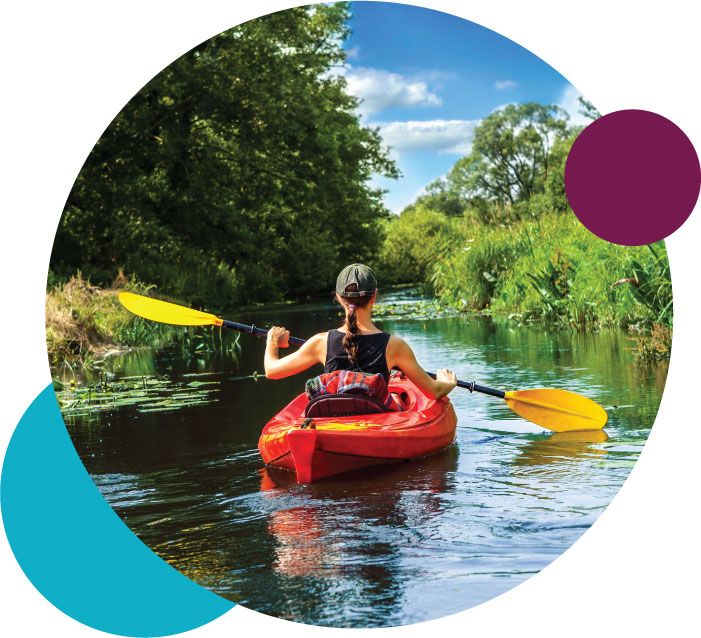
[
  {"x1": 264, "y1": 328, "x2": 326, "y2": 380},
  {"x1": 386, "y1": 335, "x2": 457, "y2": 399}
]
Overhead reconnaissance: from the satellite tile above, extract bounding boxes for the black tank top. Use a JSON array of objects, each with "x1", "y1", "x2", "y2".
[{"x1": 324, "y1": 329, "x2": 391, "y2": 382}]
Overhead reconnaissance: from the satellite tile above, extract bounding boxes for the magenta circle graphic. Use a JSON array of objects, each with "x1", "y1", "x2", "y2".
[{"x1": 565, "y1": 109, "x2": 700, "y2": 246}]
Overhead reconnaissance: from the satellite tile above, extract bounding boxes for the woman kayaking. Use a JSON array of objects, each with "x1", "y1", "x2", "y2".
[{"x1": 264, "y1": 263, "x2": 457, "y2": 406}]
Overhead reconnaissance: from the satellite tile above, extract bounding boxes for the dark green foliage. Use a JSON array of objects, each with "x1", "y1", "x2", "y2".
[{"x1": 50, "y1": 3, "x2": 397, "y2": 307}]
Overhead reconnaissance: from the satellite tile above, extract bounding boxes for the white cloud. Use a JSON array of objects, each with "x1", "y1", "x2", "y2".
[
  {"x1": 494, "y1": 79, "x2": 518, "y2": 90},
  {"x1": 342, "y1": 67, "x2": 442, "y2": 116},
  {"x1": 374, "y1": 119, "x2": 479, "y2": 154},
  {"x1": 558, "y1": 84, "x2": 596, "y2": 127}
]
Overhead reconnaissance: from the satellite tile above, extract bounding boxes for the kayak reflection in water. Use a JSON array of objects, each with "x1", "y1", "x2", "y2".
[{"x1": 264, "y1": 263, "x2": 458, "y2": 406}]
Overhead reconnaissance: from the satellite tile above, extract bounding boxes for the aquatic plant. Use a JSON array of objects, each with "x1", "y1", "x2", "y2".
[
  {"x1": 178, "y1": 326, "x2": 242, "y2": 362},
  {"x1": 372, "y1": 298, "x2": 461, "y2": 321},
  {"x1": 53, "y1": 372, "x2": 222, "y2": 422},
  {"x1": 633, "y1": 323, "x2": 673, "y2": 363},
  {"x1": 612, "y1": 243, "x2": 673, "y2": 361}
]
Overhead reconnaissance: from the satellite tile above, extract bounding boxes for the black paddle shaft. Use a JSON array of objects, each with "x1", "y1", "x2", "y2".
[
  {"x1": 222, "y1": 319, "x2": 306, "y2": 346},
  {"x1": 426, "y1": 372, "x2": 505, "y2": 398},
  {"x1": 222, "y1": 319, "x2": 505, "y2": 398}
]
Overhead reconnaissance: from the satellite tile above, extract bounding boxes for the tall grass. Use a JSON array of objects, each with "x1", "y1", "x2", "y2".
[
  {"x1": 46, "y1": 271, "x2": 246, "y2": 374},
  {"x1": 430, "y1": 222, "x2": 528, "y2": 310},
  {"x1": 381, "y1": 210, "x2": 672, "y2": 360},
  {"x1": 45, "y1": 272, "x2": 172, "y2": 368}
]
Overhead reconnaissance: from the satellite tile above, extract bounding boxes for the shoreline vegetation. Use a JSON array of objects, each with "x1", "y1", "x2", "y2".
[
  {"x1": 46, "y1": 273, "x2": 246, "y2": 373},
  {"x1": 46, "y1": 273, "x2": 166, "y2": 371},
  {"x1": 377, "y1": 100, "x2": 672, "y2": 363},
  {"x1": 46, "y1": 4, "x2": 672, "y2": 371},
  {"x1": 46, "y1": 256, "x2": 671, "y2": 370}
]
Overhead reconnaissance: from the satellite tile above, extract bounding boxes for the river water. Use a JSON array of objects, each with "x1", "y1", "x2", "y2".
[{"x1": 61, "y1": 293, "x2": 667, "y2": 627}]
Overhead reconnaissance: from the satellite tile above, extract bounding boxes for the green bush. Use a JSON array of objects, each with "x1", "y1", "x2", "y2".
[
  {"x1": 436, "y1": 213, "x2": 671, "y2": 331},
  {"x1": 379, "y1": 206, "x2": 452, "y2": 286},
  {"x1": 430, "y1": 220, "x2": 527, "y2": 309}
]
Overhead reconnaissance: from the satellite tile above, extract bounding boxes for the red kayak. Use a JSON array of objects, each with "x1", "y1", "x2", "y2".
[{"x1": 258, "y1": 375, "x2": 457, "y2": 483}]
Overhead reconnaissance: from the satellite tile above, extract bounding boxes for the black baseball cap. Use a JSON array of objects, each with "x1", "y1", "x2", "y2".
[{"x1": 335, "y1": 263, "x2": 378, "y2": 297}]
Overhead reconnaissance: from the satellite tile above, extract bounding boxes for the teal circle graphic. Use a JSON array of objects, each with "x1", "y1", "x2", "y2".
[{"x1": 1, "y1": 386, "x2": 234, "y2": 637}]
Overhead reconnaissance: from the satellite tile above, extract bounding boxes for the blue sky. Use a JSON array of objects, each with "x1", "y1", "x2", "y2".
[{"x1": 341, "y1": 2, "x2": 586, "y2": 212}]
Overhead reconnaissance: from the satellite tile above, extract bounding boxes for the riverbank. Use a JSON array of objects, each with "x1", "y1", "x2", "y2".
[
  {"x1": 47, "y1": 266, "x2": 670, "y2": 376},
  {"x1": 380, "y1": 210, "x2": 672, "y2": 361},
  {"x1": 46, "y1": 274, "x2": 173, "y2": 368}
]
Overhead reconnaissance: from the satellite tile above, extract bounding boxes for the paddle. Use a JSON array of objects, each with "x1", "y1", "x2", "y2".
[{"x1": 118, "y1": 291, "x2": 608, "y2": 432}]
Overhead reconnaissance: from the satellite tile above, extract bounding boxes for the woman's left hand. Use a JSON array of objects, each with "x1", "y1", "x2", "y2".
[{"x1": 267, "y1": 326, "x2": 290, "y2": 349}]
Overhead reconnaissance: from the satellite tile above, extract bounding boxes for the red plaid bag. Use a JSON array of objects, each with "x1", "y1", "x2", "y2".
[{"x1": 305, "y1": 370, "x2": 400, "y2": 411}]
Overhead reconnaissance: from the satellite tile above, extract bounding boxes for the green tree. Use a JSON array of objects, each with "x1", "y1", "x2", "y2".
[
  {"x1": 544, "y1": 133, "x2": 578, "y2": 214},
  {"x1": 380, "y1": 206, "x2": 452, "y2": 285},
  {"x1": 51, "y1": 3, "x2": 398, "y2": 306},
  {"x1": 401, "y1": 178, "x2": 466, "y2": 217},
  {"x1": 447, "y1": 103, "x2": 570, "y2": 208},
  {"x1": 577, "y1": 96, "x2": 600, "y2": 123}
]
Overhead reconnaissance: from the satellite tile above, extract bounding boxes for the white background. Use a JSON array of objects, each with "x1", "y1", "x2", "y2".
[{"x1": 1, "y1": 1, "x2": 699, "y2": 636}]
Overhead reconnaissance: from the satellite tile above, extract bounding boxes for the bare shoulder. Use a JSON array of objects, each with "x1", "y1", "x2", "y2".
[
  {"x1": 387, "y1": 334, "x2": 412, "y2": 359},
  {"x1": 387, "y1": 333, "x2": 407, "y2": 349},
  {"x1": 307, "y1": 331, "x2": 328, "y2": 359},
  {"x1": 305, "y1": 331, "x2": 328, "y2": 349},
  {"x1": 388, "y1": 334, "x2": 411, "y2": 346}
]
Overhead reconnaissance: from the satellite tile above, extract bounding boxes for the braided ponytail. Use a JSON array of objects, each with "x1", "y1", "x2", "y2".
[
  {"x1": 342, "y1": 304, "x2": 360, "y2": 366},
  {"x1": 339, "y1": 284, "x2": 373, "y2": 367}
]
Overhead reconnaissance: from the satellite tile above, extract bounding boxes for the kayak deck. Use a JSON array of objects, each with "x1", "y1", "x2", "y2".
[{"x1": 258, "y1": 377, "x2": 457, "y2": 483}]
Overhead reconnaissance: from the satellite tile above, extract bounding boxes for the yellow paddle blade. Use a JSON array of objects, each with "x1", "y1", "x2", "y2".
[
  {"x1": 118, "y1": 292, "x2": 223, "y2": 327},
  {"x1": 504, "y1": 388, "x2": 608, "y2": 432}
]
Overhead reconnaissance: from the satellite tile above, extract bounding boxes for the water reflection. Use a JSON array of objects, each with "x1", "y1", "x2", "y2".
[
  {"x1": 514, "y1": 430, "x2": 609, "y2": 470},
  {"x1": 255, "y1": 449, "x2": 459, "y2": 625}
]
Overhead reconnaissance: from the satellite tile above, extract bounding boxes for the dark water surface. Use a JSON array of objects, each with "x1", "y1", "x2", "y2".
[{"x1": 62, "y1": 294, "x2": 667, "y2": 627}]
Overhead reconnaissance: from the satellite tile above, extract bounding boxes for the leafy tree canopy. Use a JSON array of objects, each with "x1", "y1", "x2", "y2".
[
  {"x1": 51, "y1": 3, "x2": 398, "y2": 307},
  {"x1": 447, "y1": 102, "x2": 571, "y2": 207}
]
